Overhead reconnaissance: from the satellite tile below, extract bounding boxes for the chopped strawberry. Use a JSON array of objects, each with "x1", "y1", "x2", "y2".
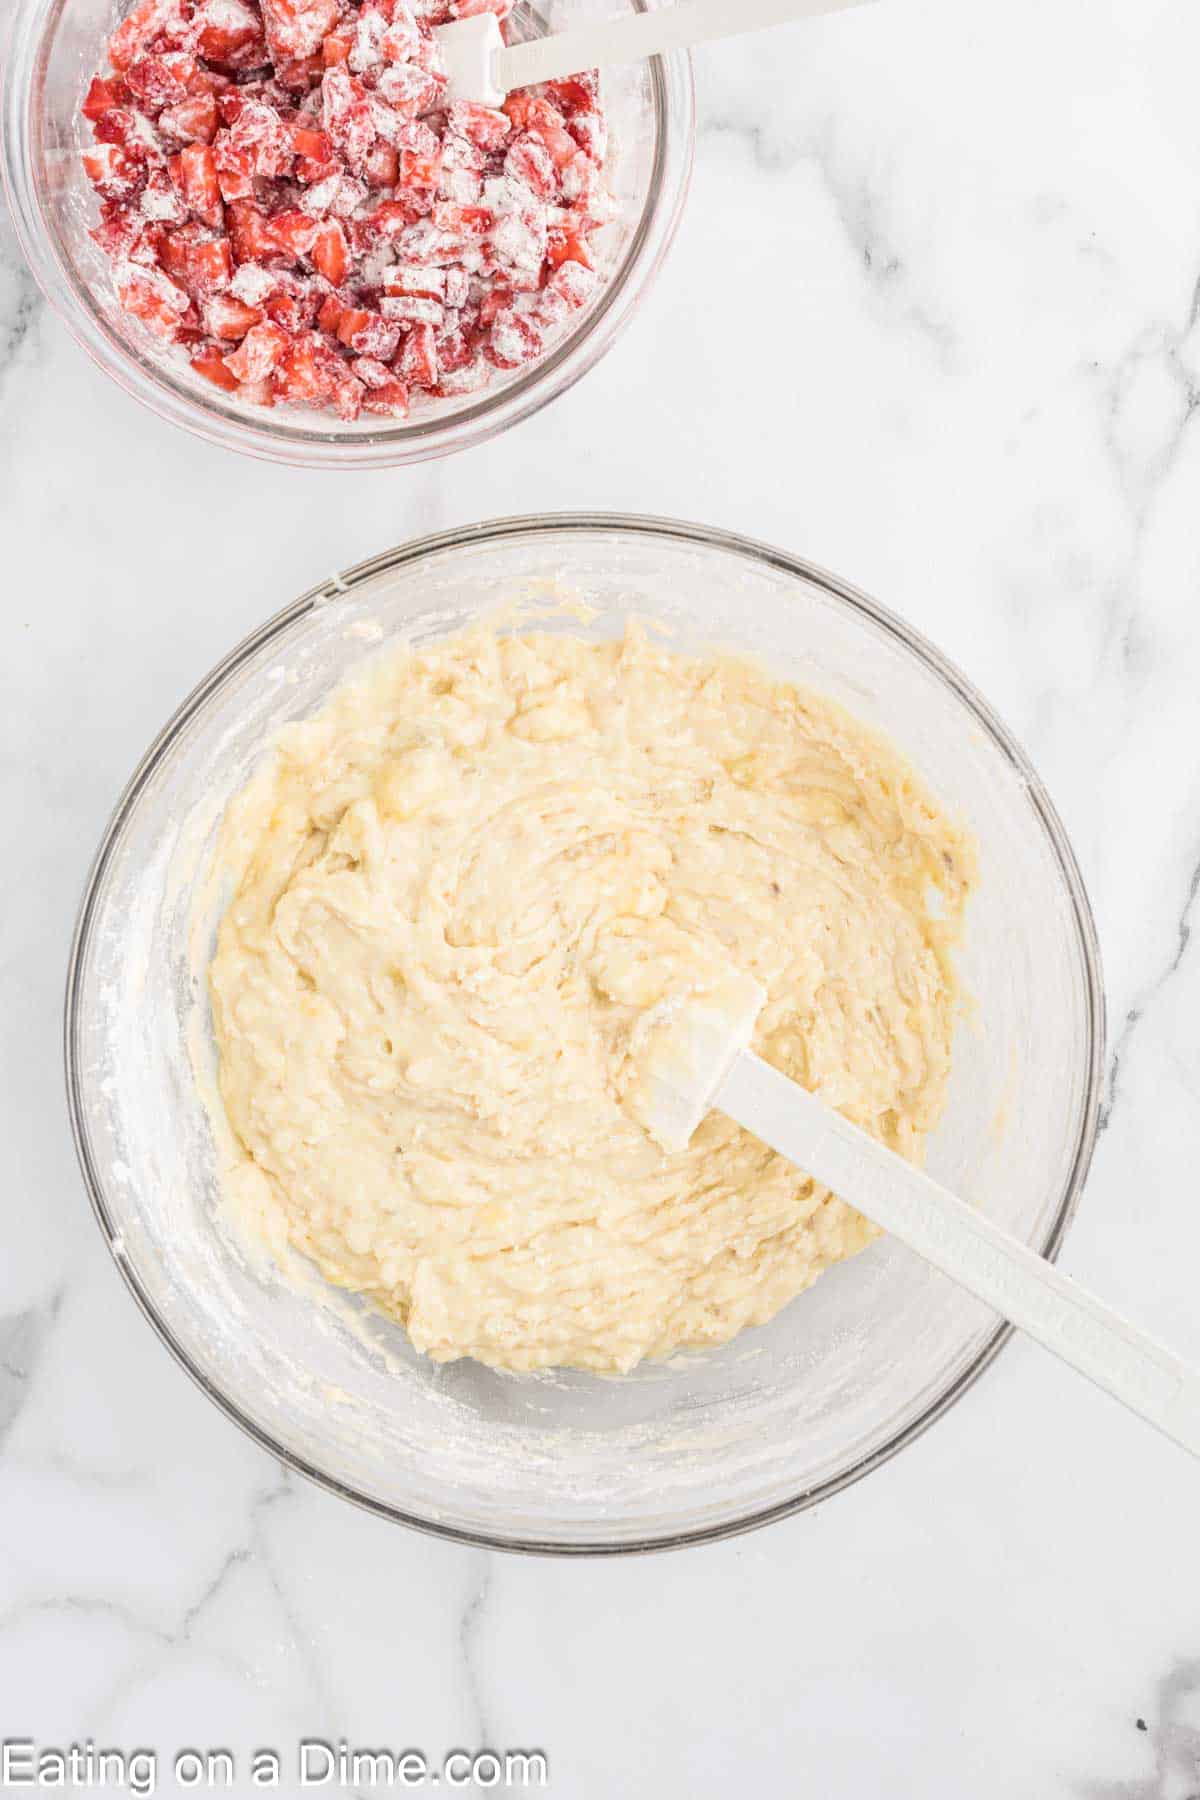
[
  {"x1": 139, "y1": 163, "x2": 190, "y2": 222},
  {"x1": 448, "y1": 0, "x2": 513, "y2": 18},
  {"x1": 275, "y1": 53, "x2": 327, "y2": 89},
  {"x1": 82, "y1": 76, "x2": 129, "y2": 122},
  {"x1": 172, "y1": 143, "x2": 224, "y2": 228},
  {"x1": 548, "y1": 258, "x2": 597, "y2": 310},
  {"x1": 117, "y1": 262, "x2": 193, "y2": 336},
  {"x1": 108, "y1": 0, "x2": 186, "y2": 73},
  {"x1": 568, "y1": 108, "x2": 606, "y2": 164},
  {"x1": 226, "y1": 198, "x2": 278, "y2": 262},
  {"x1": 487, "y1": 305, "x2": 542, "y2": 368},
  {"x1": 273, "y1": 328, "x2": 344, "y2": 404},
  {"x1": 260, "y1": 0, "x2": 340, "y2": 65},
  {"x1": 223, "y1": 317, "x2": 290, "y2": 381},
  {"x1": 363, "y1": 142, "x2": 399, "y2": 187},
  {"x1": 160, "y1": 225, "x2": 233, "y2": 296},
  {"x1": 397, "y1": 318, "x2": 437, "y2": 386},
  {"x1": 125, "y1": 52, "x2": 205, "y2": 109},
  {"x1": 93, "y1": 107, "x2": 162, "y2": 161},
  {"x1": 204, "y1": 292, "x2": 264, "y2": 337},
  {"x1": 322, "y1": 66, "x2": 376, "y2": 168},
  {"x1": 213, "y1": 136, "x2": 256, "y2": 200},
  {"x1": 446, "y1": 100, "x2": 510, "y2": 151},
  {"x1": 84, "y1": 143, "x2": 147, "y2": 203},
  {"x1": 268, "y1": 208, "x2": 319, "y2": 258},
  {"x1": 193, "y1": 0, "x2": 267, "y2": 67},
  {"x1": 359, "y1": 376, "x2": 409, "y2": 415},
  {"x1": 229, "y1": 97, "x2": 294, "y2": 177},
  {"x1": 431, "y1": 199, "x2": 490, "y2": 236},
  {"x1": 374, "y1": 60, "x2": 440, "y2": 117},
  {"x1": 545, "y1": 71, "x2": 600, "y2": 111},
  {"x1": 191, "y1": 344, "x2": 241, "y2": 388},
  {"x1": 351, "y1": 354, "x2": 392, "y2": 388},
  {"x1": 545, "y1": 222, "x2": 593, "y2": 271},
  {"x1": 386, "y1": 262, "x2": 444, "y2": 298},
  {"x1": 504, "y1": 133, "x2": 556, "y2": 201},
  {"x1": 310, "y1": 217, "x2": 349, "y2": 282},
  {"x1": 321, "y1": 26, "x2": 354, "y2": 64},
  {"x1": 502, "y1": 94, "x2": 574, "y2": 167},
  {"x1": 158, "y1": 93, "x2": 220, "y2": 144},
  {"x1": 336, "y1": 309, "x2": 400, "y2": 358}
]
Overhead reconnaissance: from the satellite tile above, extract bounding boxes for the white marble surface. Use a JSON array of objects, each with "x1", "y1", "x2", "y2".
[{"x1": 4, "y1": 0, "x2": 1200, "y2": 1792}]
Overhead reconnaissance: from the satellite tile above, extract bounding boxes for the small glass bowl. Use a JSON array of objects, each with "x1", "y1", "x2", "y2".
[
  {"x1": 1, "y1": 1, "x2": 693, "y2": 467},
  {"x1": 65, "y1": 516, "x2": 1105, "y2": 1554}
]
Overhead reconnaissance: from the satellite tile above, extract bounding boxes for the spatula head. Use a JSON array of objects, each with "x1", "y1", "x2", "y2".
[
  {"x1": 627, "y1": 965, "x2": 767, "y2": 1155},
  {"x1": 435, "y1": 13, "x2": 506, "y2": 104}
]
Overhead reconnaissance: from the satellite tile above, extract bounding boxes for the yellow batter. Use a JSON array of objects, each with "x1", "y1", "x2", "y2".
[{"x1": 209, "y1": 621, "x2": 974, "y2": 1373}]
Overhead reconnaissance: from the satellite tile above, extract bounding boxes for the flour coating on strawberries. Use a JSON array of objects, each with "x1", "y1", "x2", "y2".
[{"x1": 82, "y1": 0, "x2": 613, "y2": 420}]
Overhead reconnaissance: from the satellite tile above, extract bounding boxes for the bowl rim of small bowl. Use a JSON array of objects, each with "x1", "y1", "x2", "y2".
[
  {"x1": 63, "y1": 511, "x2": 1107, "y2": 1555},
  {"x1": 1, "y1": 1, "x2": 695, "y2": 468}
]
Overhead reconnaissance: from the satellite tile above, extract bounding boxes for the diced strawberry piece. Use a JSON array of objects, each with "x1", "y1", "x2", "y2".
[
  {"x1": 316, "y1": 290, "x2": 347, "y2": 333},
  {"x1": 160, "y1": 225, "x2": 233, "y2": 296},
  {"x1": 212, "y1": 137, "x2": 255, "y2": 200},
  {"x1": 446, "y1": 100, "x2": 510, "y2": 151},
  {"x1": 379, "y1": 293, "x2": 442, "y2": 326},
  {"x1": 229, "y1": 97, "x2": 294, "y2": 176},
  {"x1": 379, "y1": 8, "x2": 418, "y2": 59},
  {"x1": 159, "y1": 92, "x2": 219, "y2": 143},
  {"x1": 321, "y1": 26, "x2": 353, "y2": 64},
  {"x1": 544, "y1": 70, "x2": 600, "y2": 112},
  {"x1": 548, "y1": 258, "x2": 597, "y2": 310},
  {"x1": 117, "y1": 262, "x2": 193, "y2": 336},
  {"x1": 226, "y1": 198, "x2": 278, "y2": 262},
  {"x1": 335, "y1": 310, "x2": 400, "y2": 358},
  {"x1": 397, "y1": 318, "x2": 437, "y2": 387},
  {"x1": 504, "y1": 133, "x2": 556, "y2": 201},
  {"x1": 191, "y1": 344, "x2": 241, "y2": 388},
  {"x1": 502, "y1": 94, "x2": 575, "y2": 168},
  {"x1": 193, "y1": 0, "x2": 267, "y2": 67},
  {"x1": 268, "y1": 208, "x2": 318, "y2": 259},
  {"x1": 108, "y1": 0, "x2": 185, "y2": 73},
  {"x1": 139, "y1": 162, "x2": 190, "y2": 221},
  {"x1": 350, "y1": 354, "x2": 392, "y2": 388},
  {"x1": 93, "y1": 107, "x2": 162, "y2": 161},
  {"x1": 545, "y1": 222, "x2": 593, "y2": 271},
  {"x1": 237, "y1": 376, "x2": 276, "y2": 405},
  {"x1": 223, "y1": 317, "x2": 290, "y2": 380},
  {"x1": 363, "y1": 142, "x2": 399, "y2": 187},
  {"x1": 334, "y1": 305, "x2": 370, "y2": 345},
  {"x1": 173, "y1": 142, "x2": 224, "y2": 227},
  {"x1": 560, "y1": 149, "x2": 616, "y2": 221},
  {"x1": 375, "y1": 60, "x2": 440, "y2": 117},
  {"x1": 359, "y1": 377, "x2": 409, "y2": 416},
  {"x1": 431, "y1": 199, "x2": 490, "y2": 236},
  {"x1": 477, "y1": 279, "x2": 510, "y2": 326},
  {"x1": 275, "y1": 53, "x2": 326, "y2": 89},
  {"x1": 568, "y1": 108, "x2": 606, "y2": 164},
  {"x1": 263, "y1": 278, "x2": 322, "y2": 329},
  {"x1": 331, "y1": 372, "x2": 364, "y2": 420},
  {"x1": 260, "y1": 0, "x2": 339, "y2": 66},
  {"x1": 487, "y1": 305, "x2": 542, "y2": 368},
  {"x1": 91, "y1": 200, "x2": 159, "y2": 262},
  {"x1": 125, "y1": 52, "x2": 204, "y2": 109},
  {"x1": 386, "y1": 261, "x2": 444, "y2": 298},
  {"x1": 204, "y1": 291, "x2": 263, "y2": 337},
  {"x1": 273, "y1": 327, "x2": 344, "y2": 405},
  {"x1": 322, "y1": 67, "x2": 376, "y2": 169},
  {"x1": 365, "y1": 198, "x2": 420, "y2": 240},
  {"x1": 82, "y1": 76, "x2": 129, "y2": 122},
  {"x1": 291, "y1": 123, "x2": 331, "y2": 160},
  {"x1": 310, "y1": 217, "x2": 348, "y2": 282},
  {"x1": 83, "y1": 143, "x2": 146, "y2": 203},
  {"x1": 435, "y1": 322, "x2": 471, "y2": 372}
]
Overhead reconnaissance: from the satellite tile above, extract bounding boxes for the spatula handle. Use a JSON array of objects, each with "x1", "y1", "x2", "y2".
[
  {"x1": 717, "y1": 1050, "x2": 1200, "y2": 1458},
  {"x1": 495, "y1": 0, "x2": 874, "y2": 94}
]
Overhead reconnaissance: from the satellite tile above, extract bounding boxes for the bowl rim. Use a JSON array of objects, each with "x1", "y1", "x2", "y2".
[
  {"x1": 1, "y1": 2, "x2": 695, "y2": 468},
  {"x1": 63, "y1": 511, "x2": 1107, "y2": 1555}
]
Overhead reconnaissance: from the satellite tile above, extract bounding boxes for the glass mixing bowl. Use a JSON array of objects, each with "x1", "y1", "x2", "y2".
[
  {"x1": 65, "y1": 516, "x2": 1105, "y2": 1553},
  {"x1": 1, "y1": 2, "x2": 693, "y2": 467}
]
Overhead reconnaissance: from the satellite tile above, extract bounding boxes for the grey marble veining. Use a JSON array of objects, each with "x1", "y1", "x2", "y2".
[{"x1": 2, "y1": 0, "x2": 1200, "y2": 1794}]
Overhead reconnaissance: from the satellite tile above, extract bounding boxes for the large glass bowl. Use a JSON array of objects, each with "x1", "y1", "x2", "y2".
[
  {"x1": 65, "y1": 516, "x2": 1105, "y2": 1553},
  {"x1": 1, "y1": 2, "x2": 693, "y2": 467}
]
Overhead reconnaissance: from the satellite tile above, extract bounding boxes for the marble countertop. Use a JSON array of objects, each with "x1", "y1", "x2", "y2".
[{"x1": 4, "y1": 0, "x2": 1200, "y2": 1792}]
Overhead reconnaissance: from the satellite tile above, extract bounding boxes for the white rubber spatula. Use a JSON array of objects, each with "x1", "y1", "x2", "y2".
[
  {"x1": 436, "y1": 0, "x2": 874, "y2": 108},
  {"x1": 633, "y1": 966, "x2": 1200, "y2": 1458}
]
